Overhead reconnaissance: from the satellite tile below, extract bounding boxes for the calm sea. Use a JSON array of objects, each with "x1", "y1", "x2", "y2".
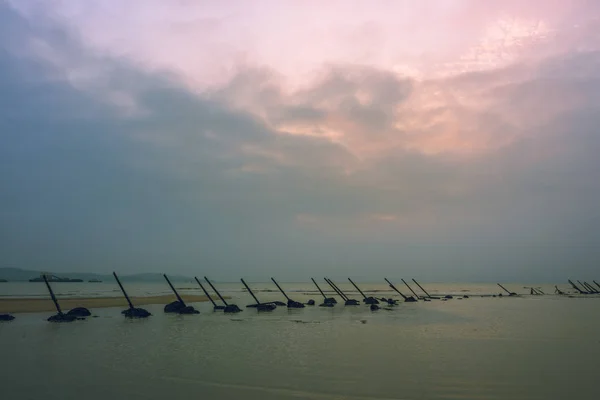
[{"x1": 0, "y1": 282, "x2": 598, "y2": 399}]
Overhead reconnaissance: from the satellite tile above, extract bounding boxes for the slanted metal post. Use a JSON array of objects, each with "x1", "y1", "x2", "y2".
[
  {"x1": 113, "y1": 272, "x2": 134, "y2": 309},
  {"x1": 42, "y1": 275, "x2": 62, "y2": 314},
  {"x1": 164, "y1": 274, "x2": 186, "y2": 306},
  {"x1": 205, "y1": 277, "x2": 229, "y2": 306},
  {"x1": 194, "y1": 277, "x2": 217, "y2": 307},
  {"x1": 348, "y1": 278, "x2": 367, "y2": 299}
]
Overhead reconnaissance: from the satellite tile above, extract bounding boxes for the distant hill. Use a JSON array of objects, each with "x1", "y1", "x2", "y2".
[{"x1": 0, "y1": 267, "x2": 193, "y2": 283}]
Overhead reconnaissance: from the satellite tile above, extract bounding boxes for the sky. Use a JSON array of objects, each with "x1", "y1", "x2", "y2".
[{"x1": 1, "y1": 0, "x2": 599, "y2": 282}]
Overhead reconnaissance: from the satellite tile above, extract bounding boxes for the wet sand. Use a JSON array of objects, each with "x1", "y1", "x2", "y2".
[{"x1": 0, "y1": 294, "x2": 213, "y2": 313}]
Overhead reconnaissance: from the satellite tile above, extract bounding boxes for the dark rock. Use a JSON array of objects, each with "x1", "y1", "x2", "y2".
[
  {"x1": 444, "y1": 295, "x2": 453, "y2": 299},
  {"x1": 122, "y1": 307, "x2": 151, "y2": 318},
  {"x1": 256, "y1": 303, "x2": 276, "y2": 312},
  {"x1": 0, "y1": 314, "x2": 15, "y2": 321},
  {"x1": 405, "y1": 296, "x2": 418, "y2": 302},
  {"x1": 370, "y1": 304, "x2": 380, "y2": 311},
  {"x1": 164, "y1": 301, "x2": 198, "y2": 314},
  {"x1": 319, "y1": 302, "x2": 334, "y2": 307},
  {"x1": 306, "y1": 299, "x2": 315, "y2": 306},
  {"x1": 164, "y1": 300, "x2": 186, "y2": 313},
  {"x1": 224, "y1": 304, "x2": 242, "y2": 313},
  {"x1": 345, "y1": 299, "x2": 360, "y2": 306},
  {"x1": 48, "y1": 313, "x2": 77, "y2": 322},
  {"x1": 287, "y1": 299, "x2": 305, "y2": 308},
  {"x1": 67, "y1": 307, "x2": 91, "y2": 317},
  {"x1": 363, "y1": 297, "x2": 380, "y2": 305},
  {"x1": 178, "y1": 306, "x2": 200, "y2": 314}
]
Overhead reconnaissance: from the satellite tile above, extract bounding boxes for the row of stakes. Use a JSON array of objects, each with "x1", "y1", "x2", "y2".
[
  {"x1": 3, "y1": 275, "x2": 597, "y2": 323},
  {"x1": 0, "y1": 274, "x2": 449, "y2": 322}
]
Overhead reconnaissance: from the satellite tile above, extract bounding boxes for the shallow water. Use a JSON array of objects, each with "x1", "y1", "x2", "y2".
[{"x1": 1, "y1": 283, "x2": 599, "y2": 399}]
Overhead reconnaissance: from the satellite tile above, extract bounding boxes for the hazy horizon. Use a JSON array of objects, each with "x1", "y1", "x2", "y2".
[{"x1": 1, "y1": 1, "x2": 599, "y2": 282}]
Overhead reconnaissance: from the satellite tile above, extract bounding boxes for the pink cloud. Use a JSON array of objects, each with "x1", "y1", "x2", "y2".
[{"x1": 7, "y1": 0, "x2": 600, "y2": 159}]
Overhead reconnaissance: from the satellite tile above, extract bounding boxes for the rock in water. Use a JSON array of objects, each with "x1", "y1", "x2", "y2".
[
  {"x1": 306, "y1": 299, "x2": 315, "y2": 306},
  {"x1": 256, "y1": 303, "x2": 276, "y2": 312},
  {"x1": 48, "y1": 313, "x2": 77, "y2": 322},
  {"x1": 363, "y1": 297, "x2": 380, "y2": 305},
  {"x1": 287, "y1": 299, "x2": 305, "y2": 308},
  {"x1": 67, "y1": 307, "x2": 91, "y2": 317},
  {"x1": 177, "y1": 306, "x2": 200, "y2": 314},
  {"x1": 224, "y1": 304, "x2": 242, "y2": 313},
  {"x1": 122, "y1": 308, "x2": 151, "y2": 318},
  {"x1": 0, "y1": 314, "x2": 15, "y2": 321},
  {"x1": 164, "y1": 300, "x2": 186, "y2": 313}
]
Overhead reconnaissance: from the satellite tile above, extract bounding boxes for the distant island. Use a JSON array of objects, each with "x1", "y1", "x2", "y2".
[
  {"x1": 0, "y1": 267, "x2": 193, "y2": 283},
  {"x1": 28, "y1": 274, "x2": 83, "y2": 283}
]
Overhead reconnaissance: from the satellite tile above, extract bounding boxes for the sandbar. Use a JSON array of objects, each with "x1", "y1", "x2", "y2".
[{"x1": 0, "y1": 294, "x2": 213, "y2": 314}]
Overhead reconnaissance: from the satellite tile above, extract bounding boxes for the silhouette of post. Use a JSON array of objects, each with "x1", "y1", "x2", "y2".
[
  {"x1": 271, "y1": 278, "x2": 291, "y2": 301},
  {"x1": 311, "y1": 278, "x2": 327, "y2": 299},
  {"x1": 583, "y1": 282, "x2": 598, "y2": 293},
  {"x1": 42, "y1": 274, "x2": 62, "y2": 314},
  {"x1": 326, "y1": 278, "x2": 349, "y2": 300},
  {"x1": 577, "y1": 280, "x2": 590, "y2": 294},
  {"x1": 205, "y1": 277, "x2": 229, "y2": 306},
  {"x1": 412, "y1": 279, "x2": 432, "y2": 298},
  {"x1": 497, "y1": 283, "x2": 516, "y2": 296},
  {"x1": 402, "y1": 278, "x2": 421, "y2": 299},
  {"x1": 384, "y1": 278, "x2": 408, "y2": 300},
  {"x1": 194, "y1": 277, "x2": 218, "y2": 308},
  {"x1": 324, "y1": 278, "x2": 347, "y2": 300},
  {"x1": 241, "y1": 279, "x2": 261, "y2": 304},
  {"x1": 113, "y1": 272, "x2": 134, "y2": 309},
  {"x1": 568, "y1": 279, "x2": 586, "y2": 294},
  {"x1": 164, "y1": 274, "x2": 186, "y2": 306},
  {"x1": 348, "y1": 278, "x2": 367, "y2": 299}
]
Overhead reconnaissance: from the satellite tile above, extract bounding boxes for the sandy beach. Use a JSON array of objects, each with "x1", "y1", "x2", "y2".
[{"x1": 0, "y1": 294, "x2": 212, "y2": 314}]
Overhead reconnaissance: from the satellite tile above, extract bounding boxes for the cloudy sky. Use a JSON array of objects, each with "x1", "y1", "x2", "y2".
[{"x1": 1, "y1": 1, "x2": 599, "y2": 282}]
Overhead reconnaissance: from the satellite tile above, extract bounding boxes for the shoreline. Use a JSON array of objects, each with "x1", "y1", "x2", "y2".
[{"x1": 0, "y1": 294, "x2": 213, "y2": 314}]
